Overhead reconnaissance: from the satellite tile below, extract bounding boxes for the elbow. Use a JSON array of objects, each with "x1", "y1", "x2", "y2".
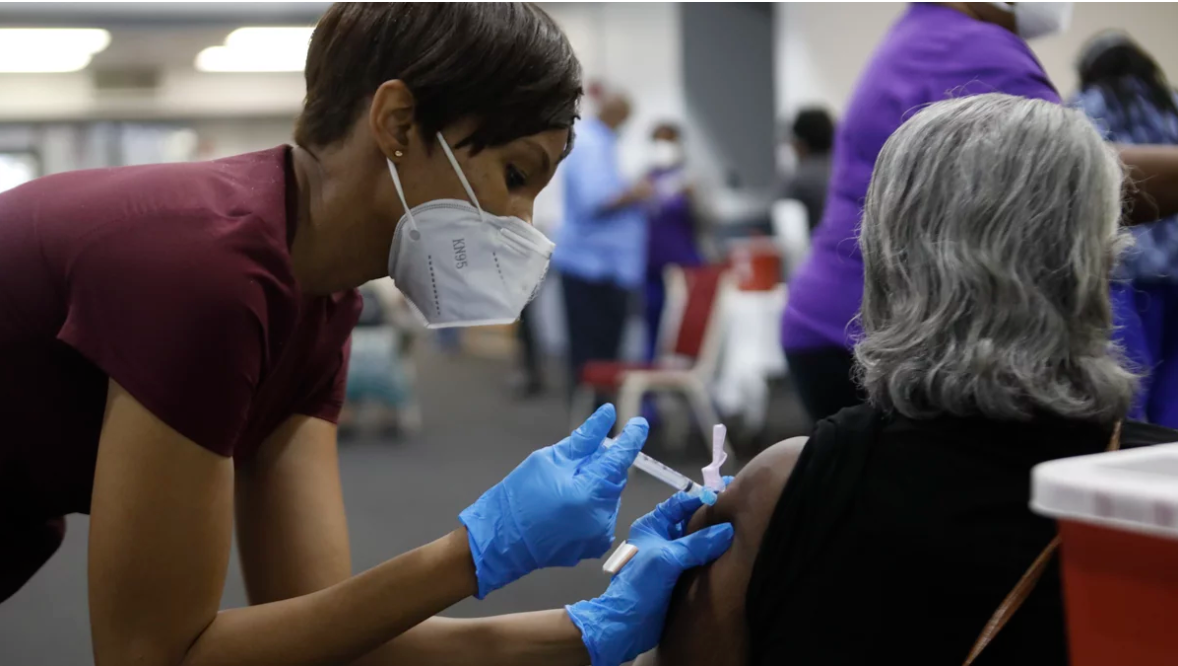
[
  {"x1": 94, "y1": 620, "x2": 215, "y2": 666},
  {"x1": 94, "y1": 639, "x2": 188, "y2": 666}
]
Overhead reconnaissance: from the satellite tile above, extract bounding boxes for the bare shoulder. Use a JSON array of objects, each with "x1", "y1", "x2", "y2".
[
  {"x1": 726, "y1": 438, "x2": 808, "y2": 511},
  {"x1": 650, "y1": 436, "x2": 808, "y2": 666}
]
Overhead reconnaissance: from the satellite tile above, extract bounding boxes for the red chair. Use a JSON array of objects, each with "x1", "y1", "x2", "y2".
[{"x1": 571, "y1": 264, "x2": 734, "y2": 445}]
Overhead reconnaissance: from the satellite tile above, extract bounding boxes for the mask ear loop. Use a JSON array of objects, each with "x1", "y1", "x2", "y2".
[
  {"x1": 387, "y1": 158, "x2": 420, "y2": 238},
  {"x1": 435, "y1": 132, "x2": 485, "y2": 217}
]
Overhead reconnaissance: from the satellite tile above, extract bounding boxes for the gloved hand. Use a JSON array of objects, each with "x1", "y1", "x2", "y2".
[
  {"x1": 459, "y1": 404, "x2": 646, "y2": 599},
  {"x1": 565, "y1": 491, "x2": 735, "y2": 666}
]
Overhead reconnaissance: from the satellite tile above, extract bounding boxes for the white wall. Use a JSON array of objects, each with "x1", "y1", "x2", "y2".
[
  {"x1": 774, "y1": 2, "x2": 1178, "y2": 121},
  {"x1": 542, "y1": 2, "x2": 686, "y2": 180},
  {"x1": 774, "y1": 3, "x2": 905, "y2": 120}
]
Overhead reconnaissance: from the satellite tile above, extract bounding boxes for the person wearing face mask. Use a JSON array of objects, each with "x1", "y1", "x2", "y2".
[
  {"x1": 0, "y1": 5, "x2": 733, "y2": 666},
  {"x1": 781, "y1": 2, "x2": 1178, "y2": 426},
  {"x1": 554, "y1": 89, "x2": 655, "y2": 401},
  {"x1": 643, "y1": 123, "x2": 702, "y2": 361}
]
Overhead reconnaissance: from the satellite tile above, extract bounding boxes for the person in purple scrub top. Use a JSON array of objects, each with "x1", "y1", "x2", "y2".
[
  {"x1": 643, "y1": 123, "x2": 703, "y2": 360},
  {"x1": 782, "y1": 2, "x2": 1178, "y2": 424}
]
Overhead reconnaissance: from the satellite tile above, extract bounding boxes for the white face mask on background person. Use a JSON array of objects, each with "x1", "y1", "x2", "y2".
[
  {"x1": 386, "y1": 133, "x2": 555, "y2": 329},
  {"x1": 990, "y1": 2, "x2": 1073, "y2": 40},
  {"x1": 650, "y1": 139, "x2": 683, "y2": 170}
]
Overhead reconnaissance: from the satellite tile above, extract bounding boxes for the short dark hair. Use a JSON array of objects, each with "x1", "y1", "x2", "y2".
[
  {"x1": 792, "y1": 107, "x2": 835, "y2": 154},
  {"x1": 1077, "y1": 30, "x2": 1178, "y2": 121},
  {"x1": 296, "y1": 3, "x2": 583, "y2": 155}
]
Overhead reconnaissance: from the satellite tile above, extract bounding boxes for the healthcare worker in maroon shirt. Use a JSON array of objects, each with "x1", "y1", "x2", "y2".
[{"x1": 0, "y1": 4, "x2": 733, "y2": 666}]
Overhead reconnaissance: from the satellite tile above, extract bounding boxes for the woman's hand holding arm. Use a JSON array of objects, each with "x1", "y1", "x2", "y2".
[
  {"x1": 566, "y1": 492, "x2": 736, "y2": 666},
  {"x1": 648, "y1": 438, "x2": 809, "y2": 666}
]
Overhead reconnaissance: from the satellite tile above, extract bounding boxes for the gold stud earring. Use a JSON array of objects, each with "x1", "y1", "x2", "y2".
[{"x1": 394, "y1": 150, "x2": 404, "y2": 158}]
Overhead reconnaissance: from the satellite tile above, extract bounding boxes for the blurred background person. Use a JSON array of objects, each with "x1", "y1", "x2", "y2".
[
  {"x1": 1074, "y1": 30, "x2": 1178, "y2": 428},
  {"x1": 781, "y1": 2, "x2": 1178, "y2": 425},
  {"x1": 644, "y1": 122, "x2": 702, "y2": 361},
  {"x1": 553, "y1": 89, "x2": 653, "y2": 399},
  {"x1": 779, "y1": 107, "x2": 834, "y2": 233}
]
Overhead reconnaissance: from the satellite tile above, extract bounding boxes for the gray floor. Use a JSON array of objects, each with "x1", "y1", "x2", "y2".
[{"x1": 0, "y1": 342, "x2": 807, "y2": 664}]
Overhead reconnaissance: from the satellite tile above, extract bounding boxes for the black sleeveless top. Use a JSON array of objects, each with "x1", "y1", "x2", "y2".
[{"x1": 745, "y1": 404, "x2": 1178, "y2": 666}]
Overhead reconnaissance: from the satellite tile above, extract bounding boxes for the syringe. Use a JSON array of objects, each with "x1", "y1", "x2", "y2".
[{"x1": 602, "y1": 438, "x2": 717, "y2": 505}]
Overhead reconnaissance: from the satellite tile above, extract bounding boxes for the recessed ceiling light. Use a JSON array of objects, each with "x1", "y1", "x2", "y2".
[
  {"x1": 0, "y1": 28, "x2": 111, "y2": 73},
  {"x1": 195, "y1": 26, "x2": 313, "y2": 73}
]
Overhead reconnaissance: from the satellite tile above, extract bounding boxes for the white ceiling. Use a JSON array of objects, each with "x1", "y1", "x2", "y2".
[{"x1": 0, "y1": 3, "x2": 330, "y2": 27}]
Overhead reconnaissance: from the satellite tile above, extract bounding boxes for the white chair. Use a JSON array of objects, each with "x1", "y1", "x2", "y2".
[
  {"x1": 712, "y1": 283, "x2": 788, "y2": 434},
  {"x1": 571, "y1": 265, "x2": 734, "y2": 452}
]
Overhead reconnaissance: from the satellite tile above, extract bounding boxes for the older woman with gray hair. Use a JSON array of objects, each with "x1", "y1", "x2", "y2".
[
  {"x1": 856, "y1": 94, "x2": 1136, "y2": 423},
  {"x1": 642, "y1": 94, "x2": 1178, "y2": 666}
]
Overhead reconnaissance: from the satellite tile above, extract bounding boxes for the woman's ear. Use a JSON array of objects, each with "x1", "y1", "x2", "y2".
[{"x1": 369, "y1": 79, "x2": 416, "y2": 162}]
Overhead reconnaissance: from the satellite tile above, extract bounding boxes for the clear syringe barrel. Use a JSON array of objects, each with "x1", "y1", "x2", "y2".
[
  {"x1": 602, "y1": 438, "x2": 703, "y2": 494},
  {"x1": 633, "y1": 452, "x2": 701, "y2": 493}
]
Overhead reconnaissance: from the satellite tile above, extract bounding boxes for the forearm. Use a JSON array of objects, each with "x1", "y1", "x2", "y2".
[
  {"x1": 181, "y1": 529, "x2": 477, "y2": 666},
  {"x1": 599, "y1": 187, "x2": 644, "y2": 216},
  {"x1": 1117, "y1": 144, "x2": 1178, "y2": 224},
  {"x1": 356, "y1": 610, "x2": 588, "y2": 666}
]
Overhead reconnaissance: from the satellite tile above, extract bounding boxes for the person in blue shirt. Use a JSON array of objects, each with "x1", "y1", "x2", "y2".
[
  {"x1": 554, "y1": 92, "x2": 653, "y2": 394},
  {"x1": 1074, "y1": 30, "x2": 1178, "y2": 427}
]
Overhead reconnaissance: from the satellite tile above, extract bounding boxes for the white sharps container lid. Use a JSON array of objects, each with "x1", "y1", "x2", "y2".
[{"x1": 1031, "y1": 442, "x2": 1178, "y2": 541}]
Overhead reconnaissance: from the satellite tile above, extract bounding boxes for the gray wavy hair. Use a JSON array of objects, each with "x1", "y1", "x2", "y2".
[{"x1": 855, "y1": 93, "x2": 1137, "y2": 423}]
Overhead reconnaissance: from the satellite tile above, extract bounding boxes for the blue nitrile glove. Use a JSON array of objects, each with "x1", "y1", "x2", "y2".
[
  {"x1": 459, "y1": 404, "x2": 647, "y2": 599},
  {"x1": 565, "y1": 491, "x2": 735, "y2": 666}
]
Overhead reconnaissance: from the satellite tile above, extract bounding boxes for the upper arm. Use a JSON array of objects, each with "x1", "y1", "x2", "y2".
[
  {"x1": 89, "y1": 380, "x2": 234, "y2": 666},
  {"x1": 295, "y1": 340, "x2": 352, "y2": 425},
  {"x1": 236, "y1": 415, "x2": 351, "y2": 603},
  {"x1": 1118, "y1": 144, "x2": 1178, "y2": 224},
  {"x1": 58, "y1": 230, "x2": 267, "y2": 454},
  {"x1": 650, "y1": 437, "x2": 808, "y2": 666}
]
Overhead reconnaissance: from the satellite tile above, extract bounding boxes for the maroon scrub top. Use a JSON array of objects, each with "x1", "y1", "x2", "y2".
[{"x1": 0, "y1": 146, "x2": 361, "y2": 601}]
